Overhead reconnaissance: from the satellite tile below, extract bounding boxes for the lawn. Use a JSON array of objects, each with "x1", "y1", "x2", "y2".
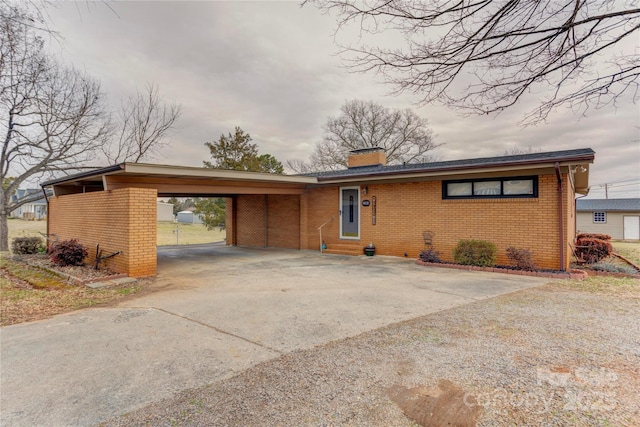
[
  {"x1": 7, "y1": 219, "x2": 225, "y2": 248},
  {"x1": 612, "y1": 240, "x2": 640, "y2": 265},
  {"x1": 156, "y1": 221, "x2": 225, "y2": 246},
  {"x1": 0, "y1": 256, "x2": 141, "y2": 326}
]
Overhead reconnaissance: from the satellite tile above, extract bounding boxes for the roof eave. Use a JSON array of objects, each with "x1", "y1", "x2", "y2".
[
  {"x1": 316, "y1": 155, "x2": 594, "y2": 183},
  {"x1": 40, "y1": 164, "x2": 124, "y2": 187}
]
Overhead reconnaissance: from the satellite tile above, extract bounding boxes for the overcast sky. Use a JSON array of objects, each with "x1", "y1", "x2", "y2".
[{"x1": 45, "y1": 1, "x2": 639, "y2": 199}]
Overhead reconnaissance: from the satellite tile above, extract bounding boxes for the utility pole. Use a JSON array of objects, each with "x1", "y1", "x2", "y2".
[{"x1": 604, "y1": 183, "x2": 609, "y2": 199}]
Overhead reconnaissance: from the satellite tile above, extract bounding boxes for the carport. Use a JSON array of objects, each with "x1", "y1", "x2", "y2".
[{"x1": 42, "y1": 163, "x2": 317, "y2": 277}]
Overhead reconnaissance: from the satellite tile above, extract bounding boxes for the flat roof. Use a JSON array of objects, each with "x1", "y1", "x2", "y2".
[{"x1": 41, "y1": 148, "x2": 594, "y2": 196}]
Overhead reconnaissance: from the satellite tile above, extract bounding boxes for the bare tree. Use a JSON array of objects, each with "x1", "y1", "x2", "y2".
[
  {"x1": 309, "y1": 0, "x2": 640, "y2": 123},
  {"x1": 289, "y1": 100, "x2": 440, "y2": 172},
  {"x1": 102, "y1": 83, "x2": 182, "y2": 163},
  {"x1": 285, "y1": 158, "x2": 314, "y2": 174},
  {"x1": 0, "y1": 5, "x2": 109, "y2": 251}
]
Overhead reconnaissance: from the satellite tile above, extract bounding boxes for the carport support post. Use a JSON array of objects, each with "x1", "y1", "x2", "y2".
[
  {"x1": 264, "y1": 194, "x2": 268, "y2": 247},
  {"x1": 231, "y1": 196, "x2": 237, "y2": 246}
]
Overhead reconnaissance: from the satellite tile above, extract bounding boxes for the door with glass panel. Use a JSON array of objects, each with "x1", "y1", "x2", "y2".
[{"x1": 340, "y1": 187, "x2": 359, "y2": 239}]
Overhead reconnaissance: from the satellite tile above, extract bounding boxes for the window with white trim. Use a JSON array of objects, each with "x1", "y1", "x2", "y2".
[{"x1": 593, "y1": 212, "x2": 606, "y2": 223}]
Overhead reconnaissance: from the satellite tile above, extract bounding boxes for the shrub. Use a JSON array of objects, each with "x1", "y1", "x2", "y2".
[
  {"x1": 11, "y1": 237, "x2": 44, "y2": 255},
  {"x1": 419, "y1": 247, "x2": 442, "y2": 263},
  {"x1": 505, "y1": 246, "x2": 537, "y2": 271},
  {"x1": 575, "y1": 236, "x2": 613, "y2": 264},
  {"x1": 577, "y1": 233, "x2": 612, "y2": 241},
  {"x1": 453, "y1": 239, "x2": 497, "y2": 267},
  {"x1": 590, "y1": 262, "x2": 637, "y2": 275},
  {"x1": 49, "y1": 239, "x2": 88, "y2": 267}
]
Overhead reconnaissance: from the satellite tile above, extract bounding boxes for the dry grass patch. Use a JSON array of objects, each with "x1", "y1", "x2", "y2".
[
  {"x1": 0, "y1": 257, "x2": 141, "y2": 326},
  {"x1": 612, "y1": 241, "x2": 640, "y2": 266},
  {"x1": 553, "y1": 275, "x2": 640, "y2": 296}
]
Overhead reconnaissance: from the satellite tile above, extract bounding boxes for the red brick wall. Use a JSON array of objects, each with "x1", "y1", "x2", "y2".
[
  {"x1": 48, "y1": 188, "x2": 157, "y2": 277},
  {"x1": 302, "y1": 174, "x2": 574, "y2": 270},
  {"x1": 236, "y1": 195, "x2": 267, "y2": 246},
  {"x1": 305, "y1": 187, "x2": 340, "y2": 250},
  {"x1": 230, "y1": 194, "x2": 300, "y2": 249},
  {"x1": 267, "y1": 195, "x2": 300, "y2": 249}
]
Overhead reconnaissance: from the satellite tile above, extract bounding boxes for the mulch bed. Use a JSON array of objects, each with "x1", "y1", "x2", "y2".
[{"x1": 416, "y1": 259, "x2": 589, "y2": 279}]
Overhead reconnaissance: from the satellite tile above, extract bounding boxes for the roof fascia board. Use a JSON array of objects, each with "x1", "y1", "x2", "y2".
[
  {"x1": 105, "y1": 174, "x2": 309, "y2": 190},
  {"x1": 122, "y1": 163, "x2": 318, "y2": 184},
  {"x1": 106, "y1": 181, "x2": 307, "y2": 196},
  {"x1": 315, "y1": 163, "x2": 575, "y2": 185},
  {"x1": 40, "y1": 164, "x2": 124, "y2": 187}
]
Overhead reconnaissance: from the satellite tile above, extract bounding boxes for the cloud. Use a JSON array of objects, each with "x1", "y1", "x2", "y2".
[{"x1": 44, "y1": 1, "x2": 639, "y2": 197}]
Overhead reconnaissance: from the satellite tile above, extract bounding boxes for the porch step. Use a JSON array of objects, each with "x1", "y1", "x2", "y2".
[{"x1": 322, "y1": 243, "x2": 364, "y2": 256}]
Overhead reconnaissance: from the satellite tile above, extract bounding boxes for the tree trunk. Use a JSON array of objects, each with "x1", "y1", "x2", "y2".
[{"x1": 0, "y1": 190, "x2": 9, "y2": 252}]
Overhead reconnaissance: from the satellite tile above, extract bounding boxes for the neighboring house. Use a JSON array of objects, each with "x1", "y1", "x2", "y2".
[
  {"x1": 42, "y1": 147, "x2": 594, "y2": 277},
  {"x1": 576, "y1": 198, "x2": 640, "y2": 240},
  {"x1": 10, "y1": 189, "x2": 47, "y2": 220},
  {"x1": 157, "y1": 201, "x2": 174, "y2": 222},
  {"x1": 176, "y1": 209, "x2": 203, "y2": 224}
]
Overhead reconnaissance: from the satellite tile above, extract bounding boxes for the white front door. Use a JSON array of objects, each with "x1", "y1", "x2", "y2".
[
  {"x1": 623, "y1": 216, "x2": 640, "y2": 240},
  {"x1": 340, "y1": 187, "x2": 360, "y2": 239}
]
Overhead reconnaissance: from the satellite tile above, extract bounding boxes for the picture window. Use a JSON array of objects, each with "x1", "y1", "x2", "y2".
[{"x1": 443, "y1": 176, "x2": 538, "y2": 199}]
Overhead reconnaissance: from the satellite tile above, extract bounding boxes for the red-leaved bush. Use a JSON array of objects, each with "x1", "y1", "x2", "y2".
[
  {"x1": 506, "y1": 246, "x2": 537, "y2": 271},
  {"x1": 577, "y1": 233, "x2": 612, "y2": 241},
  {"x1": 575, "y1": 236, "x2": 613, "y2": 264},
  {"x1": 49, "y1": 239, "x2": 88, "y2": 267}
]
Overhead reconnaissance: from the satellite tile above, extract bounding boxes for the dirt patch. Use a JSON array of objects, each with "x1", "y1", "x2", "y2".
[{"x1": 388, "y1": 379, "x2": 481, "y2": 427}]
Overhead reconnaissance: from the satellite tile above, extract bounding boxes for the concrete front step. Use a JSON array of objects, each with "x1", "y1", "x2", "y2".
[
  {"x1": 323, "y1": 248, "x2": 363, "y2": 256},
  {"x1": 323, "y1": 243, "x2": 365, "y2": 256}
]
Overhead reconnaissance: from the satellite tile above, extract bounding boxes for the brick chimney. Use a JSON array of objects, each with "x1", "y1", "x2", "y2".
[{"x1": 347, "y1": 147, "x2": 387, "y2": 168}]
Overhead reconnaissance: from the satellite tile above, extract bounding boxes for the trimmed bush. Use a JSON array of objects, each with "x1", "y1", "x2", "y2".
[
  {"x1": 49, "y1": 239, "x2": 88, "y2": 267},
  {"x1": 577, "y1": 233, "x2": 612, "y2": 241},
  {"x1": 11, "y1": 237, "x2": 44, "y2": 255},
  {"x1": 453, "y1": 239, "x2": 497, "y2": 267},
  {"x1": 419, "y1": 247, "x2": 442, "y2": 263},
  {"x1": 575, "y1": 236, "x2": 613, "y2": 264},
  {"x1": 506, "y1": 246, "x2": 537, "y2": 271}
]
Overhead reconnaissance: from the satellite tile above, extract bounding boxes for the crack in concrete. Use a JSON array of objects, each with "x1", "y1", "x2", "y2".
[
  {"x1": 144, "y1": 307, "x2": 284, "y2": 355},
  {"x1": 409, "y1": 282, "x2": 480, "y2": 301}
]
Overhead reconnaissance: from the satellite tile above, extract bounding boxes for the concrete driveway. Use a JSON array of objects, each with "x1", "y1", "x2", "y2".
[{"x1": 1, "y1": 244, "x2": 548, "y2": 426}]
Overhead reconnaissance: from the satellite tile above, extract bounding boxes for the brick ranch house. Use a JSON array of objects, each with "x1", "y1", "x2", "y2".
[{"x1": 41, "y1": 148, "x2": 594, "y2": 277}]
